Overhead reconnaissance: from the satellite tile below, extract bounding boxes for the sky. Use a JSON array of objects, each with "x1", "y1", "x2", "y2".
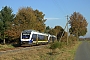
[{"x1": 0, "y1": 0, "x2": 90, "y2": 38}]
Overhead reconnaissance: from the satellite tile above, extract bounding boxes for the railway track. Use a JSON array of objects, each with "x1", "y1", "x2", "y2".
[{"x1": 0, "y1": 44, "x2": 48, "y2": 55}]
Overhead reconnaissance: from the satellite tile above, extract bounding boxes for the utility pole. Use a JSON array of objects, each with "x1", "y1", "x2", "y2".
[
  {"x1": 66, "y1": 15, "x2": 69, "y2": 45},
  {"x1": 60, "y1": 15, "x2": 69, "y2": 44}
]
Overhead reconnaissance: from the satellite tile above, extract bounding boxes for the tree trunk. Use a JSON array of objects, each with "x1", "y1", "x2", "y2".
[
  {"x1": 3, "y1": 38, "x2": 5, "y2": 44},
  {"x1": 3, "y1": 32, "x2": 5, "y2": 44},
  {"x1": 76, "y1": 31, "x2": 79, "y2": 41}
]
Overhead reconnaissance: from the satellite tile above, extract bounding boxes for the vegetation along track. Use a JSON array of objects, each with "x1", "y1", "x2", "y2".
[{"x1": 0, "y1": 44, "x2": 47, "y2": 55}]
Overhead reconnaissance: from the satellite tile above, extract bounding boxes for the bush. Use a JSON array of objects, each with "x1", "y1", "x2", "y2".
[
  {"x1": 50, "y1": 41, "x2": 61, "y2": 54},
  {"x1": 50, "y1": 42, "x2": 60, "y2": 49}
]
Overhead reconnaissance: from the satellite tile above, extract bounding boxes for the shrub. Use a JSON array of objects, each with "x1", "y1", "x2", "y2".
[
  {"x1": 50, "y1": 42, "x2": 60, "y2": 49},
  {"x1": 50, "y1": 41, "x2": 60, "y2": 54}
]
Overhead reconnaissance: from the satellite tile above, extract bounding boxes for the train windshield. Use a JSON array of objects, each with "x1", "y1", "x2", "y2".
[
  {"x1": 22, "y1": 30, "x2": 32, "y2": 39},
  {"x1": 22, "y1": 33, "x2": 30, "y2": 39}
]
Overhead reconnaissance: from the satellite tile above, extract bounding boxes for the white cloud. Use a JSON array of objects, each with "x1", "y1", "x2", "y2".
[{"x1": 45, "y1": 18, "x2": 60, "y2": 20}]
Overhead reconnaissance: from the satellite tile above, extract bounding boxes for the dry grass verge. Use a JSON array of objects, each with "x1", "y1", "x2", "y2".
[
  {"x1": 0, "y1": 44, "x2": 14, "y2": 49},
  {"x1": 0, "y1": 41, "x2": 81, "y2": 60}
]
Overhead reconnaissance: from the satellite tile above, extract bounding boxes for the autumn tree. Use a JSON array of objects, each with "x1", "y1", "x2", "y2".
[
  {"x1": 13, "y1": 7, "x2": 46, "y2": 32},
  {"x1": 0, "y1": 6, "x2": 15, "y2": 44},
  {"x1": 69, "y1": 12, "x2": 88, "y2": 40},
  {"x1": 34, "y1": 9, "x2": 46, "y2": 32},
  {"x1": 6, "y1": 7, "x2": 36, "y2": 41},
  {"x1": 54, "y1": 26, "x2": 64, "y2": 41},
  {"x1": 14, "y1": 7, "x2": 36, "y2": 31},
  {"x1": 49, "y1": 26, "x2": 64, "y2": 41},
  {"x1": 5, "y1": 24, "x2": 21, "y2": 42},
  {"x1": 7, "y1": 7, "x2": 46, "y2": 41},
  {"x1": 49, "y1": 28, "x2": 56, "y2": 35}
]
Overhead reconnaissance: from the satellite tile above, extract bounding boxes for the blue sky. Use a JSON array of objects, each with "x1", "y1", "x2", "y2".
[{"x1": 0, "y1": 0, "x2": 90, "y2": 38}]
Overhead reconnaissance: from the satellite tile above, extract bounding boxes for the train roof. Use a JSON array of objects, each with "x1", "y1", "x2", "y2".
[
  {"x1": 22, "y1": 30, "x2": 32, "y2": 34},
  {"x1": 22, "y1": 29, "x2": 39, "y2": 33},
  {"x1": 22, "y1": 30, "x2": 49, "y2": 36}
]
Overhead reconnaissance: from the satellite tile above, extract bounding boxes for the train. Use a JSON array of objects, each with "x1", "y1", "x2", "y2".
[{"x1": 20, "y1": 30, "x2": 57, "y2": 45}]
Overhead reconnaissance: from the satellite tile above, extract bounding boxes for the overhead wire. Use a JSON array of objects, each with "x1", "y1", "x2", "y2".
[
  {"x1": 51, "y1": 0, "x2": 70, "y2": 41},
  {"x1": 52, "y1": 0, "x2": 67, "y2": 15}
]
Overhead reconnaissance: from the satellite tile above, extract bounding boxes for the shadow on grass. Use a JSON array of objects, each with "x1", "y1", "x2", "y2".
[
  {"x1": 12, "y1": 43, "x2": 41, "y2": 47},
  {"x1": 12, "y1": 43, "x2": 21, "y2": 47},
  {"x1": 47, "y1": 52, "x2": 60, "y2": 56}
]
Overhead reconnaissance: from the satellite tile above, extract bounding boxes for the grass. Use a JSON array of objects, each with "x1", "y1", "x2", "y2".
[
  {"x1": 0, "y1": 41, "x2": 81, "y2": 60},
  {"x1": 0, "y1": 44, "x2": 14, "y2": 49},
  {"x1": 48, "y1": 41, "x2": 81, "y2": 60}
]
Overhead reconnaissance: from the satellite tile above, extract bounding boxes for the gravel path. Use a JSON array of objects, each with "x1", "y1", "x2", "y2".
[{"x1": 74, "y1": 41, "x2": 90, "y2": 60}]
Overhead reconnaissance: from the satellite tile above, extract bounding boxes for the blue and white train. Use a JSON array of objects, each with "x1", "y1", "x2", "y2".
[{"x1": 20, "y1": 30, "x2": 57, "y2": 45}]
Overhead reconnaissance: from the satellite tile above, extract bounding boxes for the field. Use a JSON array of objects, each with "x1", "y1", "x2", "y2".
[{"x1": 0, "y1": 41, "x2": 81, "y2": 60}]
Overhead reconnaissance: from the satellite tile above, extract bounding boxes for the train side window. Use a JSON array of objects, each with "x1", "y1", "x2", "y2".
[{"x1": 32, "y1": 34, "x2": 37, "y2": 41}]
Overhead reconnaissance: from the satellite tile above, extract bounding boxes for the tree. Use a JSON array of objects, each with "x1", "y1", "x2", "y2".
[
  {"x1": 14, "y1": 7, "x2": 36, "y2": 31},
  {"x1": 49, "y1": 26, "x2": 64, "y2": 41},
  {"x1": 49, "y1": 28, "x2": 56, "y2": 35},
  {"x1": 5, "y1": 24, "x2": 21, "y2": 42},
  {"x1": 34, "y1": 9, "x2": 46, "y2": 32},
  {"x1": 0, "y1": 20, "x2": 3, "y2": 41},
  {"x1": 6, "y1": 7, "x2": 36, "y2": 41},
  {"x1": 0, "y1": 6, "x2": 15, "y2": 44},
  {"x1": 7, "y1": 7, "x2": 46, "y2": 40},
  {"x1": 54, "y1": 26, "x2": 64, "y2": 41},
  {"x1": 14, "y1": 7, "x2": 46, "y2": 32},
  {"x1": 69, "y1": 12, "x2": 88, "y2": 40},
  {"x1": 45, "y1": 26, "x2": 51, "y2": 33}
]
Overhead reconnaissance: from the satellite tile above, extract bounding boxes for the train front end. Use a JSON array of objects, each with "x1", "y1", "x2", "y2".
[{"x1": 21, "y1": 30, "x2": 33, "y2": 45}]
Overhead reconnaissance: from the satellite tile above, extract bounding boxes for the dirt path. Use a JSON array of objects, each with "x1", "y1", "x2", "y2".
[{"x1": 74, "y1": 41, "x2": 90, "y2": 60}]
